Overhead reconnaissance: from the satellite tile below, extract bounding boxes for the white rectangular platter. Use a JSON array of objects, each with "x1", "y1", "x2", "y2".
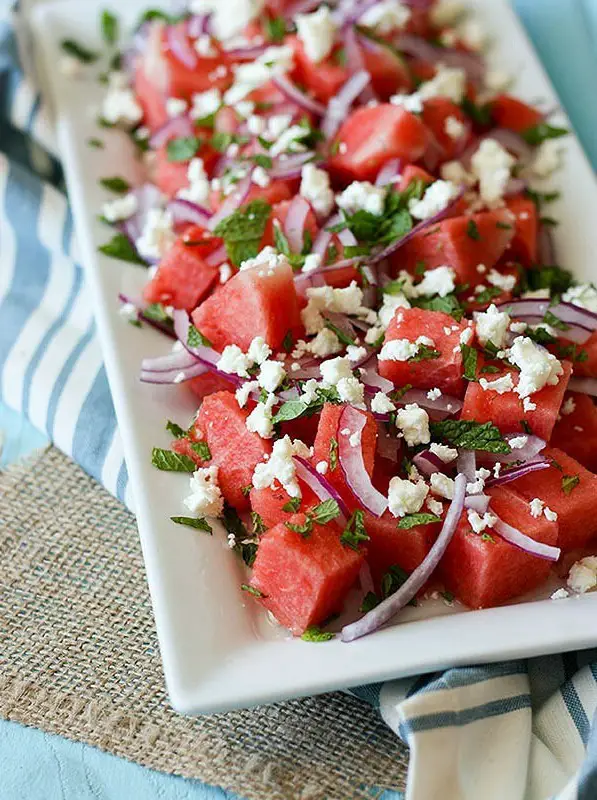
[{"x1": 31, "y1": 0, "x2": 597, "y2": 714}]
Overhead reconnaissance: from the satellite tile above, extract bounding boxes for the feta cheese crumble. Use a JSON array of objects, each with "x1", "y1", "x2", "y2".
[
  {"x1": 190, "y1": 0, "x2": 265, "y2": 41},
  {"x1": 474, "y1": 304, "x2": 510, "y2": 348},
  {"x1": 413, "y1": 265, "x2": 456, "y2": 297},
  {"x1": 471, "y1": 138, "x2": 516, "y2": 208},
  {"x1": 177, "y1": 157, "x2": 210, "y2": 205},
  {"x1": 184, "y1": 466, "x2": 224, "y2": 517},
  {"x1": 390, "y1": 93, "x2": 424, "y2": 114},
  {"x1": 507, "y1": 336, "x2": 563, "y2": 398},
  {"x1": 418, "y1": 65, "x2": 467, "y2": 104},
  {"x1": 561, "y1": 397, "x2": 576, "y2": 416},
  {"x1": 360, "y1": 0, "x2": 411, "y2": 34},
  {"x1": 300, "y1": 163, "x2": 335, "y2": 218},
  {"x1": 246, "y1": 393, "x2": 276, "y2": 438},
  {"x1": 252, "y1": 435, "x2": 310, "y2": 497},
  {"x1": 467, "y1": 510, "x2": 497, "y2": 535},
  {"x1": 430, "y1": 472, "x2": 455, "y2": 500},
  {"x1": 567, "y1": 558, "x2": 597, "y2": 594},
  {"x1": 487, "y1": 269, "x2": 517, "y2": 293},
  {"x1": 102, "y1": 193, "x2": 139, "y2": 223},
  {"x1": 444, "y1": 115, "x2": 466, "y2": 140},
  {"x1": 379, "y1": 338, "x2": 419, "y2": 362},
  {"x1": 166, "y1": 96, "x2": 188, "y2": 118},
  {"x1": 308, "y1": 328, "x2": 343, "y2": 358},
  {"x1": 295, "y1": 5, "x2": 337, "y2": 63},
  {"x1": 371, "y1": 392, "x2": 396, "y2": 415},
  {"x1": 388, "y1": 476, "x2": 429, "y2": 518},
  {"x1": 430, "y1": 443, "x2": 458, "y2": 463},
  {"x1": 395, "y1": 404, "x2": 431, "y2": 447},
  {"x1": 562, "y1": 283, "x2": 597, "y2": 314},
  {"x1": 235, "y1": 381, "x2": 259, "y2": 408},
  {"x1": 532, "y1": 139, "x2": 563, "y2": 178},
  {"x1": 217, "y1": 344, "x2": 251, "y2": 377},
  {"x1": 258, "y1": 360, "x2": 286, "y2": 392},
  {"x1": 320, "y1": 356, "x2": 353, "y2": 386},
  {"x1": 135, "y1": 209, "x2": 175, "y2": 261},
  {"x1": 479, "y1": 373, "x2": 515, "y2": 395},
  {"x1": 336, "y1": 181, "x2": 387, "y2": 217},
  {"x1": 408, "y1": 180, "x2": 460, "y2": 221},
  {"x1": 247, "y1": 336, "x2": 272, "y2": 365}
]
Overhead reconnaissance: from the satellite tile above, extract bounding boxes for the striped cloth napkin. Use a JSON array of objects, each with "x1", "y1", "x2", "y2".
[{"x1": 2, "y1": 8, "x2": 597, "y2": 800}]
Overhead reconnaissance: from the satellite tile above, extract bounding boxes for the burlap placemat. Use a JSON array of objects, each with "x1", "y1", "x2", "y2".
[{"x1": 0, "y1": 446, "x2": 408, "y2": 799}]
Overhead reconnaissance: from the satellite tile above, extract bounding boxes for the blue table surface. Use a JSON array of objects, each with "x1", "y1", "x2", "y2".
[{"x1": 2, "y1": 1, "x2": 596, "y2": 797}]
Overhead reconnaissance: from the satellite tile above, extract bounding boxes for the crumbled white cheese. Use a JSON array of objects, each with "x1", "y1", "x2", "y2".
[
  {"x1": 378, "y1": 292, "x2": 411, "y2": 328},
  {"x1": 269, "y1": 124, "x2": 308, "y2": 158},
  {"x1": 474, "y1": 303, "x2": 511, "y2": 348},
  {"x1": 430, "y1": 472, "x2": 455, "y2": 500},
  {"x1": 166, "y1": 96, "x2": 188, "y2": 118},
  {"x1": 361, "y1": 0, "x2": 411, "y2": 33},
  {"x1": 561, "y1": 397, "x2": 576, "y2": 416},
  {"x1": 445, "y1": 115, "x2": 466, "y2": 140},
  {"x1": 409, "y1": 180, "x2": 460, "y2": 221},
  {"x1": 427, "y1": 387, "x2": 442, "y2": 401},
  {"x1": 365, "y1": 325, "x2": 384, "y2": 345},
  {"x1": 523, "y1": 398, "x2": 537, "y2": 412},
  {"x1": 426, "y1": 496, "x2": 444, "y2": 516},
  {"x1": 440, "y1": 160, "x2": 476, "y2": 186},
  {"x1": 567, "y1": 559, "x2": 597, "y2": 594},
  {"x1": 509, "y1": 436, "x2": 528, "y2": 450},
  {"x1": 418, "y1": 65, "x2": 467, "y2": 104},
  {"x1": 258, "y1": 359, "x2": 286, "y2": 393},
  {"x1": 346, "y1": 345, "x2": 367, "y2": 362},
  {"x1": 309, "y1": 328, "x2": 343, "y2": 358},
  {"x1": 529, "y1": 497, "x2": 544, "y2": 518},
  {"x1": 189, "y1": 0, "x2": 265, "y2": 41},
  {"x1": 562, "y1": 283, "x2": 597, "y2": 314},
  {"x1": 390, "y1": 93, "x2": 424, "y2": 114},
  {"x1": 252, "y1": 166, "x2": 271, "y2": 188},
  {"x1": 296, "y1": 5, "x2": 337, "y2": 63},
  {"x1": 240, "y1": 246, "x2": 288, "y2": 273},
  {"x1": 316, "y1": 460, "x2": 329, "y2": 475},
  {"x1": 224, "y1": 44, "x2": 294, "y2": 105},
  {"x1": 484, "y1": 69, "x2": 512, "y2": 93},
  {"x1": 177, "y1": 157, "x2": 210, "y2": 205},
  {"x1": 336, "y1": 181, "x2": 387, "y2": 217},
  {"x1": 101, "y1": 84, "x2": 143, "y2": 128},
  {"x1": 183, "y1": 466, "x2": 224, "y2": 517},
  {"x1": 301, "y1": 282, "x2": 364, "y2": 334},
  {"x1": 487, "y1": 269, "x2": 517, "y2": 293},
  {"x1": 430, "y1": 0, "x2": 466, "y2": 27},
  {"x1": 235, "y1": 380, "x2": 259, "y2": 408},
  {"x1": 544, "y1": 506, "x2": 558, "y2": 522},
  {"x1": 479, "y1": 373, "x2": 515, "y2": 395},
  {"x1": 457, "y1": 19, "x2": 486, "y2": 51},
  {"x1": 102, "y1": 193, "x2": 139, "y2": 223},
  {"x1": 302, "y1": 253, "x2": 323, "y2": 273},
  {"x1": 266, "y1": 113, "x2": 294, "y2": 141},
  {"x1": 507, "y1": 336, "x2": 563, "y2": 398},
  {"x1": 135, "y1": 209, "x2": 175, "y2": 261},
  {"x1": 219, "y1": 263, "x2": 233, "y2": 283},
  {"x1": 388, "y1": 476, "x2": 429, "y2": 518},
  {"x1": 246, "y1": 393, "x2": 277, "y2": 438},
  {"x1": 430, "y1": 443, "x2": 458, "y2": 463},
  {"x1": 194, "y1": 33, "x2": 217, "y2": 58},
  {"x1": 320, "y1": 356, "x2": 353, "y2": 386},
  {"x1": 471, "y1": 138, "x2": 516, "y2": 208},
  {"x1": 252, "y1": 435, "x2": 310, "y2": 497},
  {"x1": 247, "y1": 114, "x2": 265, "y2": 135},
  {"x1": 551, "y1": 588, "x2": 570, "y2": 600},
  {"x1": 467, "y1": 510, "x2": 496, "y2": 535},
  {"x1": 337, "y1": 376, "x2": 366, "y2": 407},
  {"x1": 395, "y1": 403, "x2": 431, "y2": 447},
  {"x1": 532, "y1": 139, "x2": 563, "y2": 178},
  {"x1": 300, "y1": 379, "x2": 320, "y2": 404},
  {"x1": 371, "y1": 392, "x2": 396, "y2": 415},
  {"x1": 300, "y1": 163, "x2": 335, "y2": 218},
  {"x1": 509, "y1": 321, "x2": 527, "y2": 334},
  {"x1": 218, "y1": 344, "x2": 252, "y2": 377},
  {"x1": 414, "y1": 265, "x2": 456, "y2": 297},
  {"x1": 379, "y1": 338, "x2": 419, "y2": 362}
]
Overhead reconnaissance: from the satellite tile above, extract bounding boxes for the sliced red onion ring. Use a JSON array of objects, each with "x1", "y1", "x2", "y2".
[
  {"x1": 312, "y1": 228, "x2": 333, "y2": 258},
  {"x1": 207, "y1": 172, "x2": 253, "y2": 232},
  {"x1": 166, "y1": 21, "x2": 198, "y2": 70},
  {"x1": 486, "y1": 128, "x2": 533, "y2": 161},
  {"x1": 224, "y1": 44, "x2": 267, "y2": 60},
  {"x1": 338, "y1": 406, "x2": 388, "y2": 517},
  {"x1": 149, "y1": 115, "x2": 194, "y2": 149},
  {"x1": 479, "y1": 433, "x2": 546, "y2": 465},
  {"x1": 343, "y1": 29, "x2": 375, "y2": 103},
  {"x1": 376, "y1": 423, "x2": 400, "y2": 462},
  {"x1": 167, "y1": 198, "x2": 212, "y2": 227},
  {"x1": 492, "y1": 516, "x2": 561, "y2": 562},
  {"x1": 399, "y1": 389, "x2": 463, "y2": 417},
  {"x1": 507, "y1": 316, "x2": 591, "y2": 345},
  {"x1": 322, "y1": 310, "x2": 357, "y2": 342},
  {"x1": 293, "y1": 456, "x2": 349, "y2": 523},
  {"x1": 413, "y1": 450, "x2": 445, "y2": 476},
  {"x1": 568, "y1": 377, "x2": 597, "y2": 396},
  {"x1": 270, "y1": 151, "x2": 316, "y2": 179},
  {"x1": 341, "y1": 473, "x2": 467, "y2": 642},
  {"x1": 394, "y1": 34, "x2": 484, "y2": 84},
  {"x1": 497, "y1": 299, "x2": 597, "y2": 328},
  {"x1": 284, "y1": 195, "x2": 311, "y2": 253},
  {"x1": 464, "y1": 494, "x2": 490, "y2": 513},
  {"x1": 140, "y1": 360, "x2": 208, "y2": 384},
  {"x1": 376, "y1": 158, "x2": 402, "y2": 187},
  {"x1": 271, "y1": 75, "x2": 326, "y2": 117},
  {"x1": 322, "y1": 70, "x2": 371, "y2": 141},
  {"x1": 172, "y1": 309, "x2": 220, "y2": 366},
  {"x1": 456, "y1": 449, "x2": 476, "y2": 482},
  {"x1": 187, "y1": 14, "x2": 211, "y2": 39},
  {"x1": 485, "y1": 458, "x2": 550, "y2": 487},
  {"x1": 283, "y1": 0, "x2": 321, "y2": 17},
  {"x1": 337, "y1": 226, "x2": 358, "y2": 247},
  {"x1": 360, "y1": 368, "x2": 394, "y2": 394},
  {"x1": 141, "y1": 349, "x2": 199, "y2": 373},
  {"x1": 118, "y1": 293, "x2": 176, "y2": 338},
  {"x1": 204, "y1": 243, "x2": 228, "y2": 267},
  {"x1": 341, "y1": 0, "x2": 379, "y2": 26}
]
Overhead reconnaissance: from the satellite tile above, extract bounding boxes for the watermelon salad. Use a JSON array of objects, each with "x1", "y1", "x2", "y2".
[{"x1": 69, "y1": 0, "x2": 597, "y2": 641}]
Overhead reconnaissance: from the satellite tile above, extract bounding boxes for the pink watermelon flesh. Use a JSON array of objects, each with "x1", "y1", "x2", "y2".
[{"x1": 550, "y1": 393, "x2": 597, "y2": 473}]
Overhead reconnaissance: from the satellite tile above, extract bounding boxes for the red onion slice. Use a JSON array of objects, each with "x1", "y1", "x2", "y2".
[
  {"x1": 399, "y1": 389, "x2": 463, "y2": 418},
  {"x1": 486, "y1": 128, "x2": 533, "y2": 162},
  {"x1": 207, "y1": 172, "x2": 253, "y2": 232},
  {"x1": 284, "y1": 195, "x2": 311, "y2": 253},
  {"x1": 456, "y1": 450, "x2": 476, "y2": 482},
  {"x1": 141, "y1": 349, "x2": 199, "y2": 373},
  {"x1": 485, "y1": 458, "x2": 550, "y2": 487},
  {"x1": 312, "y1": 229, "x2": 333, "y2": 258},
  {"x1": 271, "y1": 75, "x2": 326, "y2": 117},
  {"x1": 166, "y1": 22, "x2": 198, "y2": 70},
  {"x1": 149, "y1": 115, "x2": 194, "y2": 149},
  {"x1": 322, "y1": 70, "x2": 371, "y2": 140},
  {"x1": 172, "y1": 309, "x2": 220, "y2": 366},
  {"x1": 498, "y1": 299, "x2": 597, "y2": 328},
  {"x1": 204, "y1": 243, "x2": 228, "y2": 267},
  {"x1": 293, "y1": 456, "x2": 349, "y2": 523},
  {"x1": 413, "y1": 450, "x2": 445, "y2": 476},
  {"x1": 284, "y1": 0, "x2": 321, "y2": 18},
  {"x1": 360, "y1": 368, "x2": 394, "y2": 394},
  {"x1": 167, "y1": 198, "x2": 212, "y2": 227},
  {"x1": 118, "y1": 293, "x2": 176, "y2": 339},
  {"x1": 140, "y1": 360, "x2": 208, "y2": 384},
  {"x1": 376, "y1": 158, "x2": 402, "y2": 187},
  {"x1": 270, "y1": 151, "x2": 316, "y2": 179},
  {"x1": 376, "y1": 423, "x2": 400, "y2": 462},
  {"x1": 464, "y1": 494, "x2": 490, "y2": 513},
  {"x1": 343, "y1": 29, "x2": 375, "y2": 103},
  {"x1": 187, "y1": 14, "x2": 211, "y2": 39},
  {"x1": 338, "y1": 406, "x2": 388, "y2": 517},
  {"x1": 568, "y1": 377, "x2": 597, "y2": 396},
  {"x1": 341, "y1": 473, "x2": 467, "y2": 642},
  {"x1": 394, "y1": 34, "x2": 484, "y2": 84},
  {"x1": 492, "y1": 516, "x2": 561, "y2": 562},
  {"x1": 538, "y1": 224, "x2": 556, "y2": 266}
]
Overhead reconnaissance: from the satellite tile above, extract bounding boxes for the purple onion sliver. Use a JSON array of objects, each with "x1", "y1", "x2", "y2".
[
  {"x1": 464, "y1": 494, "x2": 490, "y2": 513},
  {"x1": 166, "y1": 21, "x2": 198, "y2": 70},
  {"x1": 456, "y1": 449, "x2": 476, "y2": 482},
  {"x1": 284, "y1": 195, "x2": 311, "y2": 253},
  {"x1": 149, "y1": 115, "x2": 194, "y2": 149},
  {"x1": 485, "y1": 459, "x2": 550, "y2": 488},
  {"x1": 413, "y1": 450, "x2": 446, "y2": 477},
  {"x1": 141, "y1": 349, "x2": 200, "y2": 373},
  {"x1": 492, "y1": 516, "x2": 561, "y2": 562},
  {"x1": 568, "y1": 377, "x2": 597, "y2": 397},
  {"x1": 341, "y1": 474, "x2": 467, "y2": 642},
  {"x1": 293, "y1": 457, "x2": 349, "y2": 521},
  {"x1": 140, "y1": 360, "x2": 208, "y2": 385},
  {"x1": 338, "y1": 406, "x2": 388, "y2": 518},
  {"x1": 168, "y1": 198, "x2": 212, "y2": 227},
  {"x1": 376, "y1": 158, "x2": 402, "y2": 187},
  {"x1": 207, "y1": 172, "x2": 253, "y2": 231},
  {"x1": 271, "y1": 75, "x2": 326, "y2": 116}
]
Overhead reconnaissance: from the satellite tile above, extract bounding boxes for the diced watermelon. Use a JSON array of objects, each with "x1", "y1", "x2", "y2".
[
  {"x1": 143, "y1": 225, "x2": 221, "y2": 311},
  {"x1": 365, "y1": 511, "x2": 441, "y2": 583},
  {"x1": 378, "y1": 307, "x2": 469, "y2": 396},
  {"x1": 194, "y1": 391, "x2": 272, "y2": 510},
  {"x1": 209, "y1": 179, "x2": 294, "y2": 215},
  {"x1": 312, "y1": 404, "x2": 377, "y2": 511},
  {"x1": 191, "y1": 256, "x2": 302, "y2": 351},
  {"x1": 490, "y1": 94, "x2": 543, "y2": 135},
  {"x1": 329, "y1": 104, "x2": 428, "y2": 183},
  {"x1": 551, "y1": 393, "x2": 597, "y2": 473},
  {"x1": 250, "y1": 482, "x2": 320, "y2": 529},
  {"x1": 505, "y1": 195, "x2": 538, "y2": 264},
  {"x1": 162, "y1": 24, "x2": 232, "y2": 98},
  {"x1": 249, "y1": 513, "x2": 364, "y2": 634},
  {"x1": 509, "y1": 447, "x2": 597, "y2": 551},
  {"x1": 359, "y1": 34, "x2": 412, "y2": 99},
  {"x1": 289, "y1": 35, "x2": 347, "y2": 103},
  {"x1": 464, "y1": 262, "x2": 521, "y2": 311},
  {"x1": 398, "y1": 164, "x2": 434, "y2": 191},
  {"x1": 133, "y1": 65, "x2": 168, "y2": 132},
  {"x1": 461, "y1": 361, "x2": 572, "y2": 441},
  {"x1": 422, "y1": 98, "x2": 470, "y2": 161},
  {"x1": 569, "y1": 331, "x2": 597, "y2": 379},
  {"x1": 154, "y1": 136, "x2": 220, "y2": 198},
  {"x1": 187, "y1": 372, "x2": 237, "y2": 401},
  {"x1": 440, "y1": 485, "x2": 558, "y2": 608},
  {"x1": 395, "y1": 209, "x2": 516, "y2": 285}
]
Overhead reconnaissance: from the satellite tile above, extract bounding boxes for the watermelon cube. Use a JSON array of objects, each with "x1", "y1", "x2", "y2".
[
  {"x1": 508, "y1": 447, "x2": 597, "y2": 551},
  {"x1": 143, "y1": 225, "x2": 221, "y2": 311},
  {"x1": 395, "y1": 209, "x2": 516, "y2": 286},
  {"x1": 312, "y1": 404, "x2": 377, "y2": 511},
  {"x1": 187, "y1": 372, "x2": 237, "y2": 401},
  {"x1": 250, "y1": 482, "x2": 319, "y2": 529},
  {"x1": 440, "y1": 485, "x2": 558, "y2": 608},
  {"x1": 193, "y1": 391, "x2": 272, "y2": 510},
  {"x1": 329, "y1": 104, "x2": 428, "y2": 183},
  {"x1": 288, "y1": 35, "x2": 347, "y2": 103},
  {"x1": 421, "y1": 97, "x2": 469, "y2": 161},
  {"x1": 249, "y1": 513, "x2": 364, "y2": 634},
  {"x1": 364, "y1": 511, "x2": 441, "y2": 584},
  {"x1": 191, "y1": 255, "x2": 302, "y2": 352},
  {"x1": 378, "y1": 307, "x2": 469, "y2": 396},
  {"x1": 505, "y1": 195, "x2": 538, "y2": 264},
  {"x1": 461, "y1": 361, "x2": 572, "y2": 441},
  {"x1": 490, "y1": 94, "x2": 544, "y2": 134},
  {"x1": 550, "y1": 393, "x2": 597, "y2": 473},
  {"x1": 398, "y1": 164, "x2": 434, "y2": 191},
  {"x1": 570, "y1": 331, "x2": 597, "y2": 379}
]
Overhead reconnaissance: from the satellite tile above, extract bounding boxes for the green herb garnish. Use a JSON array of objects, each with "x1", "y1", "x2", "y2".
[
  {"x1": 398, "y1": 513, "x2": 441, "y2": 529},
  {"x1": 151, "y1": 447, "x2": 196, "y2": 472},
  {"x1": 301, "y1": 626, "x2": 335, "y2": 642},
  {"x1": 190, "y1": 442, "x2": 211, "y2": 461},
  {"x1": 213, "y1": 199, "x2": 272, "y2": 267},
  {"x1": 170, "y1": 516, "x2": 212, "y2": 532},
  {"x1": 521, "y1": 122, "x2": 568, "y2": 146},
  {"x1": 340, "y1": 510, "x2": 369, "y2": 551},
  {"x1": 98, "y1": 233, "x2": 144, "y2": 264},
  {"x1": 430, "y1": 420, "x2": 512, "y2": 454},
  {"x1": 188, "y1": 323, "x2": 211, "y2": 348},
  {"x1": 99, "y1": 175, "x2": 130, "y2": 194},
  {"x1": 461, "y1": 343, "x2": 478, "y2": 381},
  {"x1": 166, "y1": 136, "x2": 201, "y2": 162},
  {"x1": 166, "y1": 420, "x2": 186, "y2": 439},
  {"x1": 61, "y1": 38, "x2": 98, "y2": 63},
  {"x1": 561, "y1": 474, "x2": 580, "y2": 495},
  {"x1": 100, "y1": 10, "x2": 119, "y2": 46}
]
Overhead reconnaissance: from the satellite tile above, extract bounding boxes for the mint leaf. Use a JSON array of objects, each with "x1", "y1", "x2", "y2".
[
  {"x1": 411, "y1": 293, "x2": 464, "y2": 321},
  {"x1": 323, "y1": 317, "x2": 356, "y2": 347},
  {"x1": 273, "y1": 400, "x2": 309, "y2": 425},
  {"x1": 285, "y1": 517, "x2": 313, "y2": 538},
  {"x1": 88, "y1": 137, "x2": 104, "y2": 149},
  {"x1": 282, "y1": 497, "x2": 301, "y2": 513},
  {"x1": 166, "y1": 136, "x2": 201, "y2": 162},
  {"x1": 461, "y1": 343, "x2": 478, "y2": 381},
  {"x1": 166, "y1": 420, "x2": 186, "y2": 439},
  {"x1": 100, "y1": 9, "x2": 119, "y2": 46},
  {"x1": 61, "y1": 38, "x2": 98, "y2": 62},
  {"x1": 430, "y1": 420, "x2": 511, "y2": 454},
  {"x1": 263, "y1": 15, "x2": 286, "y2": 42},
  {"x1": 525, "y1": 264, "x2": 572, "y2": 294},
  {"x1": 99, "y1": 175, "x2": 130, "y2": 194},
  {"x1": 398, "y1": 513, "x2": 441, "y2": 529},
  {"x1": 360, "y1": 591, "x2": 380, "y2": 612},
  {"x1": 144, "y1": 303, "x2": 172, "y2": 324},
  {"x1": 329, "y1": 437, "x2": 338, "y2": 471},
  {"x1": 473, "y1": 286, "x2": 502, "y2": 305},
  {"x1": 301, "y1": 626, "x2": 334, "y2": 642},
  {"x1": 151, "y1": 447, "x2": 196, "y2": 472},
  {"x1": 98, "y1": 233, "x2": 145, "y2": 264},
  {"x1": 543, "y1": 309, "x2": 570, "y2": 331},
  {"x1": 409, "y1": 344, "x2": 441, "y2": 362},
  {"x1": 190, "y1": 441, "x2": 211, "y2": 461},
  {"x1": 311, "y1": 499, "x2": 340, "y2": 524},
  {"x1": 521, "y1": 122, "x2": 568, "y2": 146},
  {"x1": 340, "y1": 510, "x2": 369, "y2": 551},
  {"x1": 561, "y1": 474, "x2": 580, "y2": 495},
  {"x1": 214, "y1": 200, "x2": 272, "y2": 267},
  {"x1": 252, "y1": 154, "x2": 273, "y2": 169},
  {"x1": 466, "y1": 219, "x2": 481, "y2": 240},
  {"x1": 250, "y1": 511, "x2": 266, "y2": 535},
  {"x1": 524, "y1": 188, "x2": 561, "y2": 209},
  {"x1": 221, "y1": 505, "x2": 257, "y2": 566},
  {"x1": 241, "y1": 583, "x2": 266, "y2": 598},
  {"x1": 461, "y1": 97, "x2": 493, "y2": 126},
  {"x1": 188, "y1": 323, "x2": 211, "y2": 348},
  {"x1": 273, "y1": 220, "x2": 291, "y2": 256},
  {"x1": 170, "y1": 516, "x2": 212, "y2": 532}
]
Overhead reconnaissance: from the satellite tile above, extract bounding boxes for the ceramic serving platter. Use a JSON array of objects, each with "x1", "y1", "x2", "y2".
[{"x1": 31, "y1": 0, "x2": 597, "y2": 714}]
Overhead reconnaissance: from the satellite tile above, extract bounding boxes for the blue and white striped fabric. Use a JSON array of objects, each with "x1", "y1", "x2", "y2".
[{"x1": 3, "y1": 5, "x2": 597, "y2": 799}]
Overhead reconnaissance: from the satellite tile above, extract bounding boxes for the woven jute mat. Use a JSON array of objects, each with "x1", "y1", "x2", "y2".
[{"x1": 0, "y1": 446, "x2": 408, "y2": 799}]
